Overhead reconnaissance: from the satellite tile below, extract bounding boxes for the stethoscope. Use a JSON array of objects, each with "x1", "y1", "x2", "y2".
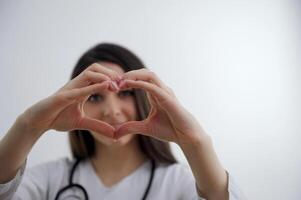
[{"x1": 55, "y1": 158, "x2": 156, "y2": 200}]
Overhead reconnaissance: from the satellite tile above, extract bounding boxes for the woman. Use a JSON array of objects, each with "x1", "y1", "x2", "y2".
[{"x1": 0, "y1": 43, "x2": 245, "y2": 199}]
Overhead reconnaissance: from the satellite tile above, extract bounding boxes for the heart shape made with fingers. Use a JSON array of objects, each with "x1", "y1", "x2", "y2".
[{"x1": 81, "y1": 79, "x2": 153, "y2": 140}]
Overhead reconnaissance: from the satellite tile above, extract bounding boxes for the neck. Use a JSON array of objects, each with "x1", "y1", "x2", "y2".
[{"x1": 89, "y1": 137, "x2": 148, "y2": 185}]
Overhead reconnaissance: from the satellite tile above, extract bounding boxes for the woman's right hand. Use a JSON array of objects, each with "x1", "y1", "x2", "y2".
[{"x1": 20, "y1": 63, "x2": 121, "y2": 138}]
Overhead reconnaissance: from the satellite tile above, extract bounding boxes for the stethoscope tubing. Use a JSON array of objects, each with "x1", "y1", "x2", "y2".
[{"x1": 55, "y1": 158, "x2": 156, "y2": 200}]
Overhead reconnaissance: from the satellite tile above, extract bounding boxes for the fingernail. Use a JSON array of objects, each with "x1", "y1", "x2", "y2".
[
  {"x1": 118, "y1": 80, "x2": 126, "y2": 88},
  {"x1": 111, "y1": 81, "x2": 119, "y2": 91}
]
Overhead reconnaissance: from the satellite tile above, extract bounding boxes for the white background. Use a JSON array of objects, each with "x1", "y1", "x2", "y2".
[{"x1": 0, "y1": 0, "x2": 300, "y2": 199}]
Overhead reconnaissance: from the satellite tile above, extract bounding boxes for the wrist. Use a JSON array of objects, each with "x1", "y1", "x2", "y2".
[
  {"x1": 16, "y1": 112, "x2": 47, "y2": 137},
  {"x1": 178, "y1": 132, "x2": 212, "y2": 152}
]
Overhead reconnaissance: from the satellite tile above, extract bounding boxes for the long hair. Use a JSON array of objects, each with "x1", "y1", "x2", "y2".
[{"x1": 68, "y1": 43, "x2": 177, "y2": 164}]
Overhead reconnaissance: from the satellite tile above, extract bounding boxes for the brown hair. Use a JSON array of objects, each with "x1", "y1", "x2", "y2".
[{"x1": 68, "y1": 43, "x2": 177, "y2": 164}]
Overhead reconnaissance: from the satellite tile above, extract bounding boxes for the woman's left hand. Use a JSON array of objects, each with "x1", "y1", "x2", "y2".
[{"x1": 115, "y1": 68, "x2": 207, "y2": 145}]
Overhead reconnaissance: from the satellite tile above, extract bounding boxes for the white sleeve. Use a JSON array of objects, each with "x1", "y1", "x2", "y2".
[
  {"x1": 0, "y1": 159, "x2": 27, "y2": 200},
  {"x1": 177, "y1": 165, "x2": 247, "y2": 200},
  {"x1": 0, "y1": 159, "x2": 50, "y2": 200},
  {"x1": 196, "y1": 171, "x2": 247, "y2": 200},
  {"x1": 226, "y1": 171, "x2": 247, "y2": 200}
]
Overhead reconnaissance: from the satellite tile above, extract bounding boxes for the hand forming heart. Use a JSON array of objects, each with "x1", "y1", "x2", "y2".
[
  {"x1": 112, "y1": 69, "x2": 204, "y2": 145},
  {"x1": 71, "y1": 67, "x2": 204, "y2": 145},
  {"x1": 25, "y1": 63, "x2": 203, "y2": 145}
]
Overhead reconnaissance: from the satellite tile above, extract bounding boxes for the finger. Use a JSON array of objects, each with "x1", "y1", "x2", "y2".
[
  {"x1": 121, "y1": 69, "x2": 164, "y2": 87},
  {"x1": 147, "y1": 91, "x2": 158, "y2": 107},
  {"x1": 78, "y1": 117, "x2": 115, "y2": 138},
  {"x1": 87, "y1": 63, "x2": 122, "y2": 81},
  {"x1": 58, "y1": 81, "x2": 110, "y2": 106},
  {"x1": 86, "y1": 63, "x2": 122, "y2": 92},
  {"x1": 108, "y1": 80, "x2": 120, "y2": 92},
  {"x1": 64, "y1": 62, "x2": 122, "y2": 91},
  {"x1": 120, "y1": 69, "x2": 172, "y2": 95},
  {"x1": 121, "y1": 80, "x2": 170, "y2": 104},
  {"x1": 67, "y1": 70, "x2": 111, "y2": 90},
  {"x1": 121, "y1": 80, "x2": 180, "y2": 114},
  {"x1": 114, "y1": 120, "x2": 150, "y2": 139}
]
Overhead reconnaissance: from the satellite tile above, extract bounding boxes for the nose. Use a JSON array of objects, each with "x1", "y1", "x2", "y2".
[{"x1": 101, "y1": 94, "x2": 122, "y2": 120}]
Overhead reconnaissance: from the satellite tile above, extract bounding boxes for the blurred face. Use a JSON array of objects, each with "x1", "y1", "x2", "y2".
[{"x1": 83, "y1": 62, "x2": 138, "y2": 146}]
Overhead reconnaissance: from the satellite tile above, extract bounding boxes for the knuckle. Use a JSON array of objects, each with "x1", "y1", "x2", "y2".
[
  {"x1": 110, "y1": 71, "x2": 119, "y2": 77},
  {"x1": 141, "y1": 68, "x2": 150, "y2": 73},
  {"x1": 122, "y1": 72, "x2": 132, "y2": 80},
  {"x1": 82, "y1": 70, "x2": 92, "y2": 79},
  {"x1": 166, "y1": 86, "x2": 173, "y2": 92},
  {"x1": 166, "y1": 86, "x2": 176, "y2": 96},
  {"x1": 147, "y1": 70, "x2": 156, "y2": 77},
  {"x1": 53, "y1": 92, "x2": 70, "y2": 104},
  {"x1": 102, "y1": 74, "x2": 110, "y2": 81},
  {"x1": 90, "y1": 62, "x2": 100, "y2": 69},
  {"x1": 147, "y1": 71, "x2": 158, "y2": 83},
  {"x1": 88, "y1": 63, "x2": 102, "y2": 72},
  {"x1": 140, "y1": 68, "x2": 155, "y2": 76}
]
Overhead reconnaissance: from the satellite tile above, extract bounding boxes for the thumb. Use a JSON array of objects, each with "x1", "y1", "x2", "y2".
[
  {"x1": 115, "y1": 120, "x2": 149, "y2": 139},
  {"x1": 77, "y1": 117, "x2": 115, "y2": 138}
]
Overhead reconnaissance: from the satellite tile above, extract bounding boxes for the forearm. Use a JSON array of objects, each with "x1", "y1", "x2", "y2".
[
  {"x1": 179, "y1": 132, "x2": 229, "y2": 200},
  {"x1": 0, "y1": 113, "x2": 45, "y2": 183}
]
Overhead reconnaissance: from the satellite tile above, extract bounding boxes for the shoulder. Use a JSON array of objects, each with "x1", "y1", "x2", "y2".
[
  {"x1": 157, "y1": 162, "x2": 193, "y2": 176},
  {"x1": 149, "y1": 162, "x2": 198, "y2": 199},
  {"x1": 21, "y1": 157, "x2": 76, "y2": 192},
  {"x1": 24, "y1": 156, "x2": 75, "y2": 183},
  {"x1": 155, "y1": 161, "x2": 195, "y2": 184},
  {"x1": 11, "y1": 157, "x2": 78, "y2": 199},
  {"x1": 27, "y1": 157, "x2": 73, "y2": 172}
]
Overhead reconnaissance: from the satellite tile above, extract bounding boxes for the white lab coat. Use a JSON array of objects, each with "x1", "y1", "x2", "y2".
[{"x1": 0, "y1": 157, "x2": 246, "y2": 200}]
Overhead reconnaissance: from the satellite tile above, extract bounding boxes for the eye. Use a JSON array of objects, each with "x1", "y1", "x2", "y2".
[
  {"x1": 118, "y1": 90, "x2": 135, "y2": 98},
  {"x1": 87, "y1": 94, "x2": 104, "y2": 103}
]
